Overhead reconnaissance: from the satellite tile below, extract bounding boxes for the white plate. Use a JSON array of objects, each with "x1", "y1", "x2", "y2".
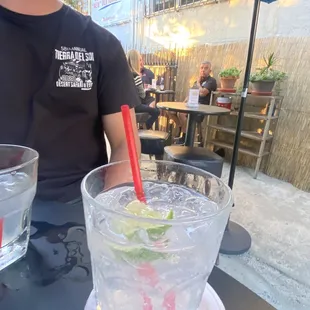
[
  {"x1": 85, "y1": 283, "x2": 225, "y2": 310},
  {"x1": 199, "y1": 283, "x2": 225, "y2": 310}
]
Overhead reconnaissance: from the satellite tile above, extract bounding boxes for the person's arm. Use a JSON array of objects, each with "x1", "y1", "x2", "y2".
[
  {"x1": 96, "y1": 28, "x2": 141, "y2": 187},
  {"x1": 134, "y1": 75, "x2": 146, "y2": 99},
  {"x1": 200, "y1": 78, "x2": 217, "y2": 97},
  {"x1": 102, "y1": 109, "x2": 140, "y2": 190},
  {"x1": 103, "y1": 109, "x2": 140, "y2": 164},
  {"x1": 199, "y1": 88, "x2": 210, "y2": 97}
]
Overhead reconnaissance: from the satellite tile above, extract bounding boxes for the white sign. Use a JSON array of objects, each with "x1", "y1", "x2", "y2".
[
  {"x1": 91, "y1": 0, "x2": 132, "y2": 26},
  {"x1": 187, "y1": 89, "x2": 200, "y2": 108},
  {"x1": 151, "y1": 79, "x2": 157, "y2": 89}
]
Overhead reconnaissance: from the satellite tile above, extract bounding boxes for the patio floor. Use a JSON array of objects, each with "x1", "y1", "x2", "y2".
[
  {"x1": 110, "y1": 144, "x2": 309, "y2": 309},
  {"x1": 219, "y1": 163, "x2": 310, "y2": 310}
]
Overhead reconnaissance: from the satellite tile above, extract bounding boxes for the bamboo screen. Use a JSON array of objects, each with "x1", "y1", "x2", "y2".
[{"x1": 174, "y1": 37, "x2": 310, "y2": 191}]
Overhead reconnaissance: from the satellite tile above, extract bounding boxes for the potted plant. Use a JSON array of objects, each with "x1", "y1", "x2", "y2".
[
  {"x1": 250, "y1": 53, "x2": 286, "y2": 93},
  {"x1": 219, "y1": 67, "x2": 242, "y2": 89}
]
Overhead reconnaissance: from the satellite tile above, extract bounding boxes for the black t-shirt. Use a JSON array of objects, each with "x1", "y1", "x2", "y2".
[
  {"x1": 0, "y1": 5, "x2": 139, "y2": 202},
  {"x1": 141, "y1": 67, "x2": 154, "y2": 85},
  {"x1": 198, "y1": 76, "x2": 217, "y2": 105}
]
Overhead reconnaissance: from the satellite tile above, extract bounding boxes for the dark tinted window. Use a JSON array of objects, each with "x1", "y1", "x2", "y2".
[
  {"x1": 181, "y1": 0, "x2": 201, "y2": 5},
  {"x1": 154, "y1": 0, "x2": 175, "y2": 12}
]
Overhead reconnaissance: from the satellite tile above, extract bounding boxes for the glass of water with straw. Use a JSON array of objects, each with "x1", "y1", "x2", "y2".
[{"x1": 81, "y1": 106, "x2": 232, "y2": 310}]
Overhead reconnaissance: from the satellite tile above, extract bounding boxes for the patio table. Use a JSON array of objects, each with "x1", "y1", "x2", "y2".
[
  {"x1": 84, "y1": 266, "x2": 276, "y2": 310},
  {"x1": 145, "y1": 89, "x2": 175, "y2": 103},
  {"x1": 0, "y1": 263, "x2": 275, "y2": 309},
  {"x1": 157, "y1": 101, "x2": 230, "y2": 147},
  {"x1": 209, "y1": 266, "x2": 276, "y2": 310}
]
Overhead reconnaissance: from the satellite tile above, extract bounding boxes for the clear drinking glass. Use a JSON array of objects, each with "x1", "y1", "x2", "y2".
[
  {"x1": 81, "y1": 160, "x2": 232, "y2": 310},
  {"x1": 0, "y1": 144, "x2": 38, "y2": 271}
]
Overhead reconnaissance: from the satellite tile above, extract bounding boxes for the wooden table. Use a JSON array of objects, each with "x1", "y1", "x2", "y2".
[
  {"x1": 145, "y1": 89, "x2": 175, "y2": 103},
  {"x1": 85, "y1": 266, "x2": 276, "y2": 310},
  {"x1": 157, "y1": 101, "x2": 230, "y2": 147}
]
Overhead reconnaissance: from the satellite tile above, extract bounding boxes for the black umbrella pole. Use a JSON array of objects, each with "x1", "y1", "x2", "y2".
[
  {"x1": 220, "y1": 0, "x2": 261, "y2": 255},
  {"x1": 229, "y1": 0, "x2": 261, "y2": 187}
]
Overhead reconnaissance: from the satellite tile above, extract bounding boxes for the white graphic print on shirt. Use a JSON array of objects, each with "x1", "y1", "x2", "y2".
[{"x1": 55, "y1": 46, "x2": 94, "y2": 91}]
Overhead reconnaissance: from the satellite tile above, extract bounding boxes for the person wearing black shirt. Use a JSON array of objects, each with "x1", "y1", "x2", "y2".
[
  {"x1": 0, "y1": 1, "x2": 140, "y2": 309},
  {"x1": 177, "y1": 61, "x2": 217, "y2": 144},
  {"x1": 139, "y1": 54, "x2": 158, "y2": 107},
  {"x1": 197, "y1": 61, "x2": 217, "y2": 104},
  {"x1": 140, "y1": 56, "x2": 155, "y2": 85}
]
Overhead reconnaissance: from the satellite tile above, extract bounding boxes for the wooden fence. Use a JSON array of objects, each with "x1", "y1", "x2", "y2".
[{"x1": 128, "y1": 39, "x2": 310, "y2": 191}]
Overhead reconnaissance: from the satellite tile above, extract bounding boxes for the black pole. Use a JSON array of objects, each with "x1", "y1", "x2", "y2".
[
  {"x1": 229, "y1": 0, "x2": 261, "y2": 188},
  {"x1": 220, "y1": 0, "x2": 261, "y2": 255}
]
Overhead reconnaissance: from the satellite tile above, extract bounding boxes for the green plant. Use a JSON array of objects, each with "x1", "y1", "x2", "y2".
[
  {"x1": 219, "y1": 67, "x2": 242, "y2": 78},
  {"x1": 250, "y1": 53, "x2": 287, "y2": 82}
]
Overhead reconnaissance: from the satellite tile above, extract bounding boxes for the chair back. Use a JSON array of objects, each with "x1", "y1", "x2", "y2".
[{"x1": 135, "y1": 112, "x2": 150, "y2": 125}]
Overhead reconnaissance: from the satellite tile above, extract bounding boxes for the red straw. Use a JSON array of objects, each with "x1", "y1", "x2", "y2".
[
  {"x1": 121, "y1": 105, "x2": 146, "y2": 203},
  {"x1": 122, "y1": 106, "x2": 175, "y2": 308},
  {"x1": 0, "y1": 218, "x2": 3, "y2": 248}
]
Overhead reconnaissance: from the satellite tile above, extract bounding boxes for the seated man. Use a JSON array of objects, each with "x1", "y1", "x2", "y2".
[{"x1": 177, "y1": 61, "x2": 217, "y2": 144}]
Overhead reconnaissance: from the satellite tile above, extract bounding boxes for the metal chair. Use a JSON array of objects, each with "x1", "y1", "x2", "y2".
[
  {"x1": 136, "y1": 113, "x2": 171, "y2": 160},
  {"x1": 135, "y1": 112, "x2": 150, "y2": 129},
  {"x1": 164, "y1": 145, "x2": 224, "y2": 178}
]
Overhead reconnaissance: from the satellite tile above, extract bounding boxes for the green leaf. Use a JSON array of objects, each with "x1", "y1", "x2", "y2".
[
  {"x1": 114, "y1": 247, "x2": 167, "y2": 263},
  {"x1": 219, "y1": 67, "x2": 241, "y2": 78},
  {"x1": 166, "y1": 209, "x2": 174, "y2": 220},
  {"x1": 250, "y1": 52, "x2": 286, "y2": 82},
  {"x1": 111, "y1": 203, "x2": 174, "y2": 263}
]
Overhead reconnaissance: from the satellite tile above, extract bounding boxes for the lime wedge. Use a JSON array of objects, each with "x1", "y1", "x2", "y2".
[
  {"x1": 146, "y1": 212, "x2": 173, "y2": 239},
  {"x1": 114, "y1": 201, "x2": 174, "y2": 240},
  {"x1": 111, "y1": 201, "x2": 174, "y2": 263},
  {"x1": 166, "y1": 209, "x2": 174, "y2": 220}
]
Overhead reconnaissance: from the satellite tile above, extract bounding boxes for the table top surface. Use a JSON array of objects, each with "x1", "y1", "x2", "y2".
[
  {"x1": 209, "y1": 267, "x2": 276, "y2": 310},
  {"x1": 157, "y1": 101, "x2": 230, "y2": 115},
  {"x1": 84, "y1": 266, "x2": 275, "y2": 310}
]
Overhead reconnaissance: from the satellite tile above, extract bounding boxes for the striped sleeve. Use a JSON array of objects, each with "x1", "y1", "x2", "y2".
[
  {"x1": 134, "y1": 75, "x2": 143, "y2": 87},
  {"x1": 136, "y1": 82, "x2": 146, "y2": 99}
]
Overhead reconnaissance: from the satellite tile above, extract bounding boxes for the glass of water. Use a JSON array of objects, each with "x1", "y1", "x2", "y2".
[
  {"x1": 81, "y1": 160, "x2": 232, "y2": 310},
  {"x1": 0, "y1": 144, "x2": 38, "y2": 271}
]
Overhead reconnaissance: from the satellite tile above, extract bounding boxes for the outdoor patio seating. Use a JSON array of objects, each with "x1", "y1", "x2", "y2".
[
  {"x1": 136, "y1": 112, "x2": 171, "y2": 160},
  {"x1": 135, "y1": 112, "x2": 149, "y2": 129},
  {"x1": 163, "y1": 145, "x2": 223, "y2": 178}
]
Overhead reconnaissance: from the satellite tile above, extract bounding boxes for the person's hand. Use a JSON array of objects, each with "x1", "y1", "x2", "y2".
[
  {"x1": 102, "y1": 108, "x2": 141, "y2": 191},
  {"x1": 199, "y1": 88, "x2": 209, "y2": 97}
]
